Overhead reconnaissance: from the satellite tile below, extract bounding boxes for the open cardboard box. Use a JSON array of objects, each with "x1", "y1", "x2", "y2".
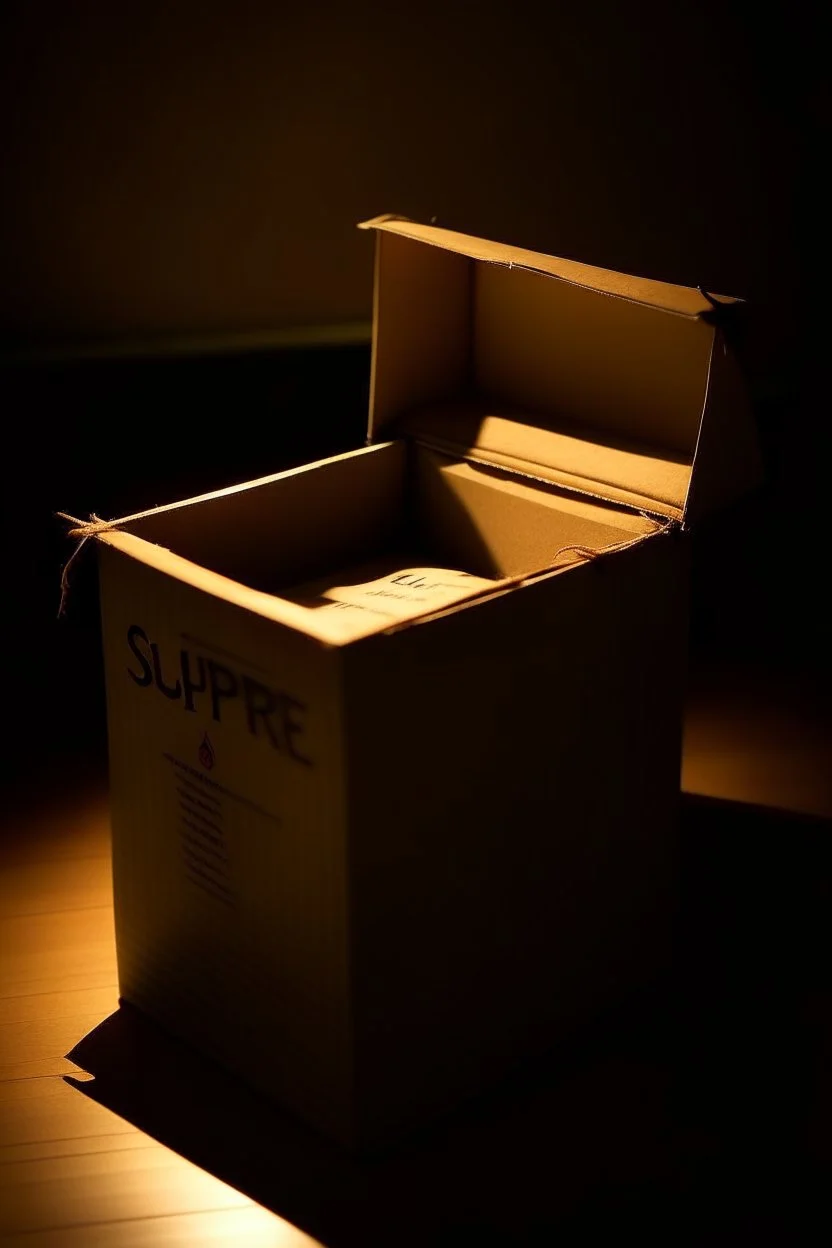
[{"x1": 91, "y1": 217, "x2": 759, "y2": 1148}]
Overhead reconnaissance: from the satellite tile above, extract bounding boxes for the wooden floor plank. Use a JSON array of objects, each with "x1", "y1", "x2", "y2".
[
  {"x1": 0, "y1": 1202, "x2": 318, "y2": 1247},
  {"x1": 0, "y1": 1130, "x2": 153, "y2": 1165},
  {"x1": 0, "y1": 792, "x2": 321, "y2": 1246},
  {"x1": 0, "y1": 854, "x2": 113, "y2": 918},
  {"x1": 0, "y1": 1076, "x2": 136, "y2": 1149},
  {"x1": 0, "y1": 986, "x2": 117, "y2": 1025},
  {"x1": 0, "y1": 1144, "x2": 255, "y2": 1235},
  {"x1": 0, "y1": 1054, "x2": 96, "y2": 1082},
  {"x1": 0, "y1": 1014, "x2": 118, "y2": 1073},
  {"x1": 0, "y1": 908, "x2": 117, "y2": 1000},
  {"x1": 0, "y1": 791, "x2": 112, "y2": 866}
]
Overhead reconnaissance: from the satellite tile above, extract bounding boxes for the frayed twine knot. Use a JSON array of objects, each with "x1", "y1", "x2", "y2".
[
  {"x1": 55, "y1": 512, "x2": 119, "y2": 617},
  {"x1": 57, "y1": 512, "x2": 119, "y2": 541},
  {"x1": 56, "y1": 499, "x2": 169, "y2": 616}
]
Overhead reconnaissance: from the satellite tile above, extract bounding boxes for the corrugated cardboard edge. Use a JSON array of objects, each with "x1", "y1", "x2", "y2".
[
  {"x1": 683, "y1": 329, "x2": 764, "y2": 523},
  {"x1": 358, "y1": 214, "x2": 738, "y2": 320}
]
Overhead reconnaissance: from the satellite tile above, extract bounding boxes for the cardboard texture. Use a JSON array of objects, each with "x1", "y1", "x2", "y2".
[{"x1": 89, "y1": 217, "x2": 757, "y2": 1147}]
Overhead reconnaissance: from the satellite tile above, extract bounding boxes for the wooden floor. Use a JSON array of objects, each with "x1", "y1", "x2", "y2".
[
  {"x1": 1, "y1": 669, "x2": 829, "y2": 1246},
  {"x1": 0, "y1": 783, "x2": 317, "y2": 1247}
]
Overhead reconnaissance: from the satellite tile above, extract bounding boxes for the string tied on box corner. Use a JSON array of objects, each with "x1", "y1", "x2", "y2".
[
  {"x1": 56, "y1": 498, "x2": 170, "y2": 616},
  {"x1": 55, "y1": 511, "x2": 122, "y2": 618}
]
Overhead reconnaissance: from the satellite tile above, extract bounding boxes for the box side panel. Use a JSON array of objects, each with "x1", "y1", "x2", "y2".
[
  {"x1": 98, "y1": 543, "x2": 353, "y2": 1142},
  {"x1": 121, "y1": 439, "x2": 407, "y2": 595},
  {"x1": 345, "y1": 533, "x2": 688, "y2": 1145}
]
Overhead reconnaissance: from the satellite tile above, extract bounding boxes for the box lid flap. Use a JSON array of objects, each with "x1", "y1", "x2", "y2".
[
  {"x1": 359, "y1": 215, "x2": 760, "y2": 521},
  {"x1": 359, "y1": 214, "x2": 734, "y2": 319}
]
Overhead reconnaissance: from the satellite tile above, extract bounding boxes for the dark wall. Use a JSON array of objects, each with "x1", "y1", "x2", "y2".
[{"x1": 0, "y1": 1, "x2": 809, "y2": 357}]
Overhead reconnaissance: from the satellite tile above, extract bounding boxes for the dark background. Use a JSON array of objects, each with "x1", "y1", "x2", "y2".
[{"x1": 0, "y1": 0, "x2": 822, "y2": 779}]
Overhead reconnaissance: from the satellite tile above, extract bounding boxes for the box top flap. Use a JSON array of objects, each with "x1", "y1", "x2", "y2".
[
  {"x1": 359, "y1": 214, "x2": 739, "y2": 320},
  {"x1": 359, "y1": 215, "x2": 759, "y2": 521}
]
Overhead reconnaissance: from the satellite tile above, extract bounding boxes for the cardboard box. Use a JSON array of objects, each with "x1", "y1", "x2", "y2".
[{"x1": 90, "y1": 216, "x2": 758, "y2": 1148}]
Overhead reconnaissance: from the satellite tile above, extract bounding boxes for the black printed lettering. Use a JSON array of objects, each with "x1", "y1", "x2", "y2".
[
  {"x1": 391, "y1": 574, "x2": 426, "y2": 588},
  {"x1": 126, "y1": 624, "x2": 153, "y2": 687},
  {"x1": 150, "y1": 642, "x2": 182, "y2": 700},
  {"x1": 125, "y1": 626, "x2": 313, "y2": 767},
  {"x1": 208, "y1": 660, "x2": 238, "y2": 722},
  {"x1": 181, "y1": 650, "x2": 207, "y2": 713},
  {"x1": 243, "y1": 675, "x2": 281, "y2": 749},
  {"x1": 283, "y1": 694, "x2": 312, "y2": 766}
]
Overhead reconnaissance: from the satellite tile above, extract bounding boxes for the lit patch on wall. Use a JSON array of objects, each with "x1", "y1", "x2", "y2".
[{"x1": 683, "y1": 667, "x2": 832, "y2": 819}]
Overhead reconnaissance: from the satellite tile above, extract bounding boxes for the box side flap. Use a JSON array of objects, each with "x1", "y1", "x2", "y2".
[
  {"x1": 359, "y1": 214, "x2": 737, "y2": 319},
  {"x1": 367, "y1": 230, "x2": 471, "y2": 442},
  {"x1": 399, "y1": 404, "x2": 690, "y2": 521},
  {"x1": 363, "y1": 218, "x2": 755, "y2": 521},
  {"x1": 684, "y1": 331, "x2": 763, "y2": 521}
]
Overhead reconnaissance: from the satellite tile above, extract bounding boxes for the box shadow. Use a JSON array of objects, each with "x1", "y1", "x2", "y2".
[{"x1": 63, "y1": 794, "x2": 830, "y2": 1246}]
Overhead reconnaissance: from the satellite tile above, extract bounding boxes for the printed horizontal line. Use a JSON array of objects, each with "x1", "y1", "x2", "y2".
[
  {"x1": 176, "y1": 773, "x2": 221, "y2": 807},
  {"x1": 180, "y1": 823, "x2": 229, "y2": 863},
  {"x1": 184, "y1": 868, "x2": 235, "y2": 907},
  {"x1": 181, "y1": 841, "x2": 231, "y2": 879},
  {"x1": 175, "y1": 788, "x2": 224, "y2": 833},
  {"x1": 175, "y1": 787, "x2": 223, "y2": 822},
  {"x1": 163, "y1": 753, "x2": 280, "y2": 823},
  {"x1": 178, "y1": 812, "x2": 225, "y2": 849}
]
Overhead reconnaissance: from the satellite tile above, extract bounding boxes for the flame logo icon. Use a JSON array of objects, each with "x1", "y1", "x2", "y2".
[{"x1": 198, "y1": 732, "x2": 215, "y2": 770}]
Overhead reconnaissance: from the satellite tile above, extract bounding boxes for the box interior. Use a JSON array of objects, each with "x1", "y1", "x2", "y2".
[
  {"x1": 115, "y1": 229, "x2": 719, "y2": 640},
  {"x1": 123, "y1": 437, "x2": 657, "y2": 640},
  {"x1": 369, "y1": 234, "x2": 717, "y2": 520}
]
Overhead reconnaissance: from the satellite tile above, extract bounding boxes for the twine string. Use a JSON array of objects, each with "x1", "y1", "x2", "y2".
[
  {"x1": 55, "y1": 513, "x2": 110, "y2": 617},
  {"x1": 55, "y1": 504, "x2": 163, "y2": 617},
  {"x1": 542, "y1": 517, "x2": 673, "y2": 572},
  {"x1": 55, "y1": 505, "x2": 673, "y2": 618}
]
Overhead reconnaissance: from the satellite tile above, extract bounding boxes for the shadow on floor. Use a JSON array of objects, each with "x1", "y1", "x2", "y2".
[{"x1": 65, "y1": 795, "x2": 831, "y2": 1246}]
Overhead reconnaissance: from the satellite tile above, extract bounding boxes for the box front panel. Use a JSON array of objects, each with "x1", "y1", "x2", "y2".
[
  {"x1": 98, "y1": 543, "x2": 352, "y2": 1140},
  {"x1": 345, "y1": 532, "x2": 688, "y2": 1144}
]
